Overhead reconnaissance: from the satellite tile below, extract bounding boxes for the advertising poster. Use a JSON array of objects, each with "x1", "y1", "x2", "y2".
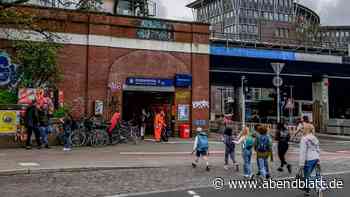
[
  {"x1": 0, "y1": 110, "x2": 18, "y2": 134},
  {"x1": 178, "y1": 104, "x2": 189, "y2": 121}
]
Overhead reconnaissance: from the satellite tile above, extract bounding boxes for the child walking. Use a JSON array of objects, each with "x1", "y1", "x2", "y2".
[
  {"x1": 192, "y1": 127, "x2": 210, "y2": 171},
  {"x1": 223, "y1": 127, "x2": 239, "y2": 171},
  {"x1": 234, "y1": 127, "x2": 254, "y2": 178},
  {"x1": 255, "y1": 126, "x2": 273, "y2": 179},
  {"x1": 60, "y1": 112, "x2": 74, "y2": 151}
]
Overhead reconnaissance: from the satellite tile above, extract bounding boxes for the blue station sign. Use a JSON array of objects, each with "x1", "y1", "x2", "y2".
[
  {"x1": 175, "y1": 74, "x2": 192, "y2": 87},
  {"x1": 126, "y1": 77, "x2": 174, "y2": 87}
]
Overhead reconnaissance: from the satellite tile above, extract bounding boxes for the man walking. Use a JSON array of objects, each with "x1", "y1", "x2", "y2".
[
  {"x1": 38, "y1": 101, "x2": 51, "y2": 149},
  {"x1": 25, "y1": 100, "x2": 41, "y2": 149}
]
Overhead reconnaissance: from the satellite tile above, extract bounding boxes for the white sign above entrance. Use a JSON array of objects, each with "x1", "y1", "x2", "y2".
[{"x1": 271, "y1": 63, "x2": 285, "y2": 74}]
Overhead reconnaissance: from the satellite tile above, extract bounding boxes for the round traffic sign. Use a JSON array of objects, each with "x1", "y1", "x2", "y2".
[{"x1": 273, "y1": 76, "x2": 283, "y2": 87}]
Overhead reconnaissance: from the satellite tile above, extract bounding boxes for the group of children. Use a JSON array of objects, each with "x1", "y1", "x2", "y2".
[{"x1": 191, "y1": 123, "x2": 293, "y2": 179}]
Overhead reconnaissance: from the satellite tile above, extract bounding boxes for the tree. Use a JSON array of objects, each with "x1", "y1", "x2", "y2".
[{"x1": 14, "y1": 41, "x2": 63, "y2": 88}]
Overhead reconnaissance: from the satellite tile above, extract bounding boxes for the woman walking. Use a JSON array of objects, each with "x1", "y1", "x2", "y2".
[
  {"x1": 276, "y1": 122, "x2": 292, "y2": 173},
  {"x1": 234, "y1": 127, "x2": 254, "y2": 178}
]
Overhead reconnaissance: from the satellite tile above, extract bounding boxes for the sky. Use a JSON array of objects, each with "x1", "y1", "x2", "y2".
[{"x1": 158, "y1": 0, "x2": 350, "y2": 26}]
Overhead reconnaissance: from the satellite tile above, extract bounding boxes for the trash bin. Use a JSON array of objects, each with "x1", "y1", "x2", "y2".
[{"x1": 179, "y1": 124, "x2": 190, "y2": 139}]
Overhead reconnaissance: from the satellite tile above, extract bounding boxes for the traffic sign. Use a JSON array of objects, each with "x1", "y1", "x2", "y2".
[
  {"x1": 273, "y1": 76, "x2": 283, "y2": 87},
  {"x1": 271, "y1": 63, "x2": 285, "y2": 74}
]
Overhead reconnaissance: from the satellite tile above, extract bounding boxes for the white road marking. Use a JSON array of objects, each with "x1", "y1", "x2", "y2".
[
  {"x1": 18, "y1": 162, "x2": 40, "y2": 167},
  {"x1": 193, "y1": 195, "x2": 200, "y2": 197},
  {"x1": 187, "y1": 190, "x2": 197, "y2": 195}
]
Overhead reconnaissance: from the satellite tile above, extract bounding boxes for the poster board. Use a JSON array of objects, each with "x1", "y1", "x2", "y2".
[
  {"x1": 0, "y1": 110, "x2": 19, "y2": 134},
  {"x1": 178, "y1": 104, "x2": 189, "y2": 121}
]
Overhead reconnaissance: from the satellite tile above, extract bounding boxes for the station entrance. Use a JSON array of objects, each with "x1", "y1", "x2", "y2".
[{"x1": 122, "y1": 91, "x2": 174, "y2": 136}]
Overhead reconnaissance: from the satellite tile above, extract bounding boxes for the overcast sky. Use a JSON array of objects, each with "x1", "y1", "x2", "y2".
[{"x1": 158, "y1": 0, "x2": 350, "y2": 26}]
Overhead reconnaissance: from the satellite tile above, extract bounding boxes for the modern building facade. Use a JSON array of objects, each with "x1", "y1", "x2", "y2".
[{"x1": 187, "y1": 0, "x2": 319, "y2": 43}]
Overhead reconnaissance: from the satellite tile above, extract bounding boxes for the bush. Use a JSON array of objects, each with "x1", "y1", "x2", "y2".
[
  {"x1": 0, "y1": 90, "x2": 18, "y2": 105},
  {"x1": 53, "y1": 106, "x2": 71, "y2": 118}
]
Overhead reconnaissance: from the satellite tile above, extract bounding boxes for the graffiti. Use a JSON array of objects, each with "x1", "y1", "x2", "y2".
[
  {"x1": 136, "y1": 19, "x2": 174, "y2": 41},
  {"x1": 0, "y1": 52, "x2": 18, "y2": 88},
  {"x1": 108, "y1": 81, "x2": 122, "y2": 93},
  {"x1": 192, "y1": 100, "x2": 209, "y2": 109}
]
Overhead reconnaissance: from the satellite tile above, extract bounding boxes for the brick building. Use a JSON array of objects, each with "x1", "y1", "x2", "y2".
[{"x1": 0, "y1": 6, "x2": 210, "y2": 133}]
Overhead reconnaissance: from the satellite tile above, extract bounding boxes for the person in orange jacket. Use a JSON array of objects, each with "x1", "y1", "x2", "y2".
[{"x1": 154, "y1": 110, "x2": 166, "y2": 142}]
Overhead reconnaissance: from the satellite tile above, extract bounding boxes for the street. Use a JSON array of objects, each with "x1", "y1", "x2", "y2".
[
  {"x1": 130, "y1": 172, "x2": 349, "y2": 197},
  {"x1": 0, "y1": 136, "x2": 349, "y2": 197}
]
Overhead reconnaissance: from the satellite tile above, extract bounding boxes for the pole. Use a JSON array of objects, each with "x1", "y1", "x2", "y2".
[
  {"x1": 241, "y1": 76, "x2": 246, "y2": 128},
  {"x1": 277, "y1": 72, "x2": 280, "y2": 123},
  {"x1": 289, "y1": 85, "x2": 294, "y2": 123}
]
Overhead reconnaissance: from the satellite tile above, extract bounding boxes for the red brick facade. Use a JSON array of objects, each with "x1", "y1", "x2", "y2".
[{"x1": 1, "y1": 6, "x2": 210, "y2": 132}]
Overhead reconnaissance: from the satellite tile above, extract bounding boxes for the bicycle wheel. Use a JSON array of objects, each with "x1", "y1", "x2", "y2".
[
  {"x1": 70, "y1": 130, "x2": 86, "y2": 147},
  {"x1": 92, "y1": 130, "x2": 109, "y2": 147}
]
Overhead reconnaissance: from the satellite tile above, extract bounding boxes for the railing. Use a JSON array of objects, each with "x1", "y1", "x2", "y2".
[{"x1": 210, "y1": 31, "x2": 349, "y2": 56}]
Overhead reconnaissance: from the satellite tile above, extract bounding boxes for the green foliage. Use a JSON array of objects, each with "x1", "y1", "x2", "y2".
[
  {"x1": 53, "y1": 105, "x2": 71, "y2": 118},
  {"x1": 0, "y1": 89, "x2": 18, "y2": 104},
  {"x1": 77, "y1": 0, "x2": 103, "y2": 11},
  {"x1": 14, "y1": 41, "x2": 63, "y2": 88}
]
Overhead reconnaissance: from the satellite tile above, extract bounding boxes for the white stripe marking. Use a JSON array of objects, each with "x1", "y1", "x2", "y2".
[
  {"x1": 18, "y1": 162, "x2": 40, "y2": 167},
  {"x1": 187, "y1": 190, "x2": 197, "y2": 195},
  {"x1": 0, "y1": 28, "x2": 209, "y2": 54}
]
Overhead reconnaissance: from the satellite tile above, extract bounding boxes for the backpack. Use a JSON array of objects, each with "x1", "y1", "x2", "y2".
[
  {"x1": 256, "y1": 134, "x2": 270, "y2": 152},
  {"x1": 196, "y1": 133, "x2": 209, "y2": 152},
  {"x1": 243, "y1": 135, "x2": 254, "y2": 150}
]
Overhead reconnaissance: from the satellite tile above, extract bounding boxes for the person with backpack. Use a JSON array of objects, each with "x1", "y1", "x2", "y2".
[
  {"x1": 276, "y1": 122, "x2": 292, "y2": 173},
  {"x1": 223, "y1": 127, "x2": 239, "y2": 170},
  {"x1": 234, "y1": 127, "x2": 254, "y2": 178},
  {"x1": 255, "y1": 126, "x2": 273, "y2": 179},
  {"x1": 192, "y1": 127, "x2": 210, "y2": 171},
  {"x1": 299, "y1": 122, "x2": 320, "y2": 196},
  {"x1": 60, "y1": 112, "x2": 75, "y2": 151}
]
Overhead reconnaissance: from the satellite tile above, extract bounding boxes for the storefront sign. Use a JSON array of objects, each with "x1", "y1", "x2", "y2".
[
  {"x1": 175, "y1": 91, "x2": 191, "y2": 102},
  {"x1": 0, "y1": 110, "x2": 18, "y2": 134},
  {"x1": 126, "y1": 77, "x2": 173, "y2": 87},
  {"x1": 194, "y1": 120, "x2": 207, "y2": 126},
  {"x1": 175, "y1": 74, "x2": 192, "y2": 87},
  {"x1": 192, "y1": 100, "x2": 209, "y2": 109},
  {"x1": 178, "y1": 104, "x2": 189, "y2": 121}
]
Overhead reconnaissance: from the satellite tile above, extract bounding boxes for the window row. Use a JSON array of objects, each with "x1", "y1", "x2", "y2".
[
  {"x1": 275, "y1": 28, "x2": 290, "y2": 38},
  {"x1": 224, "y1": 24, "x2": 259, "y2": 34}
]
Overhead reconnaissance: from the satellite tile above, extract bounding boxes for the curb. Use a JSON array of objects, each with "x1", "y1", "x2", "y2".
[
  {"x1": 0, "y1": 166, "x2": 162, "y2": 176},
  {"x1": 316, "y1": 133, "x2": 350, "y2": 141}
]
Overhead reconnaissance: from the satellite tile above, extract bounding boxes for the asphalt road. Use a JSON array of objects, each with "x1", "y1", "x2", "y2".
[{"x1": 129, "y1": 173, "x2": 350, "y2": 197}]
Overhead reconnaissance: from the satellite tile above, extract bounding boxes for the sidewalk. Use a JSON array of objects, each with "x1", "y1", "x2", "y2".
[{"x1": 0, "y1": 140, "x2": 226, "y2": 175}]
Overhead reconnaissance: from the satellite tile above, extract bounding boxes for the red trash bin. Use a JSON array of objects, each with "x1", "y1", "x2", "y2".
[{"x1": 179, "y1": 124, "x2": 190, "y2": 139}]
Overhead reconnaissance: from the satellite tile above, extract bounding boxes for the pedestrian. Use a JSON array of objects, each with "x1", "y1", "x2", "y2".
[
  {"x1": 276, "y1": 122, "x2": 292, "y2": 173},
  {"x1": 60, "y1": 112, "x2": 74, "y2": 151},
  {"x1": 223, "y1": 127, "x2": 239, "y2": 170},
  {"x1": 192, "y1": 127, "x2": 210, "y2": 171},
  {"x1": 299, "y1": 122, "x2": 320, "y2": 196},
  {"x1": 108, "y1": 110, "x2": 121, "y2": 144},
  {"x1": 38, "y1": 101, "x2": 51, "y2": 149},
  {"x1": 140, "y1": 108, "x2": 150, "y2": 140},
  {"x1": 24, "y1": 100, "x2": 42, "y2": 149},
  {"x1": 154, "y1": 110, "x2": 165, "y2": 142},
  {"x1": 255, "y1": 126, "x2": 273, "y2": 179},
  {"x1": 234, "y1": 127, "x2": 254, "y2": 178}
]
